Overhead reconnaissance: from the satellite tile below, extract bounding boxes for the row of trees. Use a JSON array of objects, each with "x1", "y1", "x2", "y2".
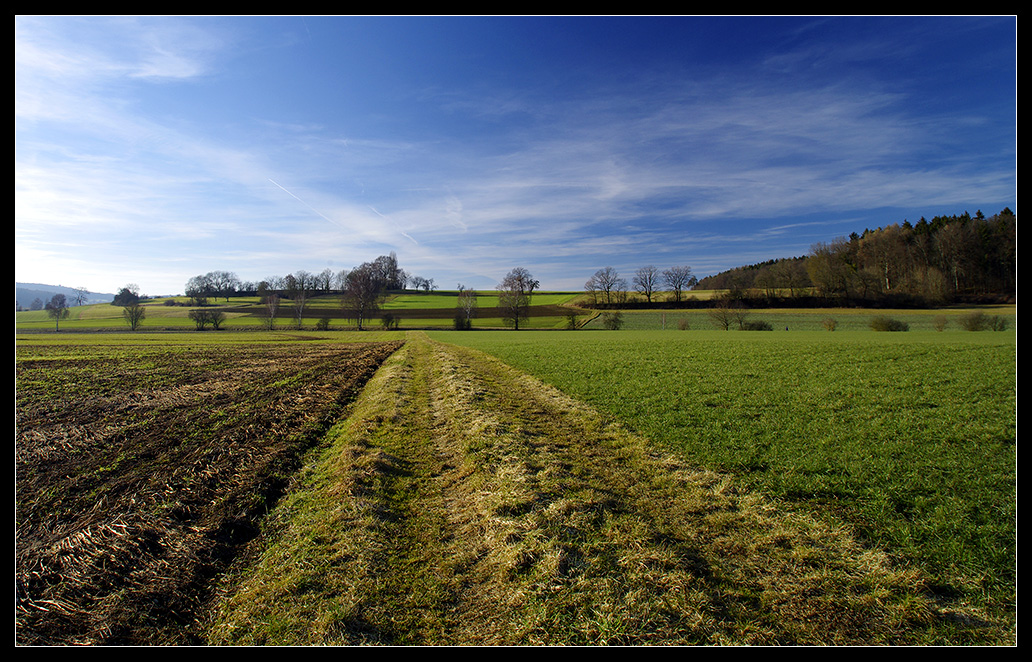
[
  {"x1": 179, "y1": 255, "x2": 543, "y2": 331},
  {"x1": 37, "y1": 291, "x2": 142, "y2": 332},
  {"x1": 249, "y1": 258, "x2": 399, "y2": 330},
  {"x1": 175, "y1": 253, "x2": 423, "y2": 330},
  {"x1": 584, "y1": 265, "x2": 698, "y2": 306},
  {"x1": 186, "y1": 254, "x2": 488, "y2": 331},
  {"x1": 182, "y1": 252, "x2": 428, "y2": 307},
  {"x1": 697, "y1": 208, "x2": 1016, "y2": 305},
  {"x1": 582, "y1": 209, "x2": 1013, "y2": 310}
]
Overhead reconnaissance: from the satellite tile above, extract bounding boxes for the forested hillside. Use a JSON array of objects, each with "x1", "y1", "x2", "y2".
[{"x1": 696, "y1": 208, "x2": 1015, "y2": 306}]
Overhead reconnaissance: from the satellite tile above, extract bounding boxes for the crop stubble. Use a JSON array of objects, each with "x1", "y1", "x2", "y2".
[{"x1": 15, "y1": 340, "x2": 402, "y2": 645}]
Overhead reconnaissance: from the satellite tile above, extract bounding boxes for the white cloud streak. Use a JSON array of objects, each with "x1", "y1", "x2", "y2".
[{"x1": 15, "y1": 17, "x2": 1015, "y2": 294}]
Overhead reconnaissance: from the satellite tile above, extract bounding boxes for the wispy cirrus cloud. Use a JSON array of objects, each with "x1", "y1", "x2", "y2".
[{"x1": 15, "y1": 16, "x2": 1015, "y2": 294}]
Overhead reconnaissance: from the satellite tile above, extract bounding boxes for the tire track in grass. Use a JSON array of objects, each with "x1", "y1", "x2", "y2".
[{"x1": 208, "y1": 332, "x2": 942, "y2": 645}]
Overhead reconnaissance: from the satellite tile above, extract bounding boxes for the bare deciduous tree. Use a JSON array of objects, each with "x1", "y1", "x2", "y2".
[
  {"x1": 708, "y1": 293, "x2": 749, "y2": 330},
  {"x1": 497, "y1": 268, "x2": 539, "y2": 330},
  {"x1": 208, "y1": 271, "x2": 240, "y2": 302},
  {"x1": 662, "y1": 266, "x2": 697, "y2": 303},
  {"x1": 188, "y1": 308, "x2": 225, "y2": 330},
  {"x1": 334, "y1": 269, "x2": 350, "y2": 292},
  {"x1": 45, "y1": 294, "x2": 70, "y2": 331},
  {"x1": 342, "y1": 262, "x2": 385, "y2": 330},
  {"x1": 263, "y1": 294, "x2": 280, "y2": 330},
  {"x1": 285, "y1": 270, "x2": 315, "y2": 329},
  {"x1": 410, "y1": 275, "x2": 435, "y2": 293},
  {"x1": 185, "y1": 274, "x2": 213, "y2": 305},
  {"x1": 372, "y1": 252, "x2": 407, "y2": 291},
  {"x1": 633, "y1": 265, "x2": 660, "y2": 303},
  {"x1": 456, "y1": 284, "x2": 479, "y2": 329},
  {"x1": 122, "y1": 302, "x2": 146, "y2": 331},
  {"x1": 318, "y1": 268, "x2": 335, "y2": 293},
  {"x1": 587, "y1": 267, "x2": 625, "y2": 305}
]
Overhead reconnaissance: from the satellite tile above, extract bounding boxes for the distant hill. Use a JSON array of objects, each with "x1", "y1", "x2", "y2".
[{"x1": 15, "y1": 283, "x2": 116, "y2": 310}]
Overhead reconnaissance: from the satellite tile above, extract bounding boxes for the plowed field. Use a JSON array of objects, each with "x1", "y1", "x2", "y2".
[{"x1": 16, "y1": 340, "x2": 402, "y2": 645}]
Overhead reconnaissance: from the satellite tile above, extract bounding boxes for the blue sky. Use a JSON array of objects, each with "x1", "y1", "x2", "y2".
[{"x1": 15, "y1": 15, "x2": 1016, "y2": 295}]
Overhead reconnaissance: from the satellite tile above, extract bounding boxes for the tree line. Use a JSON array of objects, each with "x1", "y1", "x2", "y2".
[
  {"x1": 803, "y1": 208, "x2": 1016, "y2": 304},
  {"x1": 584, "y1": 265, "x2": 698, "y2": 307},
  {"x1": 179, "y1": 254, "x2": 541, "y2": 332},
  {"x1": 228, "y1": 253, "x2": 412, "y2": 330},
  {"x1": 595, "y1": 208, "x2": 1015, "y2": 308},
  {"x1": 174, "y1": 253, "x2": 420, "y2": 329},
  {"x1": 182, "y1": 253, "x2": 414, "y2": 306}
]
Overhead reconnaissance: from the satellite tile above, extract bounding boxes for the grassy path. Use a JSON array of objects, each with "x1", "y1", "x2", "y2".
[{"x1": 205, "y1": 332, "x2": 956, "y2": 645}]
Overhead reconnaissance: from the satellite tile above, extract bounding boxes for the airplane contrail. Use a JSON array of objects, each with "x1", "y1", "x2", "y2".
[
  {"x1": 271, "y1": 178, "x2": 419, "y2": 245},
  {"x1": 369, "y1": 205, "x2": 419, "y2": 245},
  {"x1": 269, "y1": 178, "x2": 344, "y2": 230}
]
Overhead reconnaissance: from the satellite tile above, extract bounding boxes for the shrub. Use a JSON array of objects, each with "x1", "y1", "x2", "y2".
[
  {"x1": 959, "y1": 312, "x2": 988, "y2": 331},
  {"x1": 869, "y1": 316, "x2": 909, "y2": 332},
  {"x1": 959, "y1": 312, "x2": 1008, "y2": 332},
  {"x1": 188, "y1": 309, "x2": 225, "y2": 330},
  {"x1": 316, "y1": 317, "x2": 330, "y2": 331},
  {"x1": 988, "y1": 316, "x2": 1009, "y2": 331},
  {"x1": 208, "y1": 310, "x2": 226, "y2": 330},
  {"x1": 382, "y1": 313, "x2": 401, "y2": 331},
  {"x1": 741, "y1": 320, "x2": 773, "y2": 331},
  {"x1": 933, "y1": 315, "x2": 949, "y2": 332},
  {"x1": 453, "y1": 313, "x2": 472, "y2": 330},
  {"x1": 601, "y1": 312, "x2": 624, "y2": 330},
  {"x1": 677, "y1": 318, "x2": 690, "y2": 331},
  {"x1": 822, "y1": 318, "x2": 838, "y2": 331},
  {"x1": 188, "y1": 310, "x2": 206, "y2": 330}
]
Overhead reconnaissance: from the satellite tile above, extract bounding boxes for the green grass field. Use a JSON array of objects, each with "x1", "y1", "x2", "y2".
[{"x1": 432, "y1": 328, "x2": 1017, "y2": 636}]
